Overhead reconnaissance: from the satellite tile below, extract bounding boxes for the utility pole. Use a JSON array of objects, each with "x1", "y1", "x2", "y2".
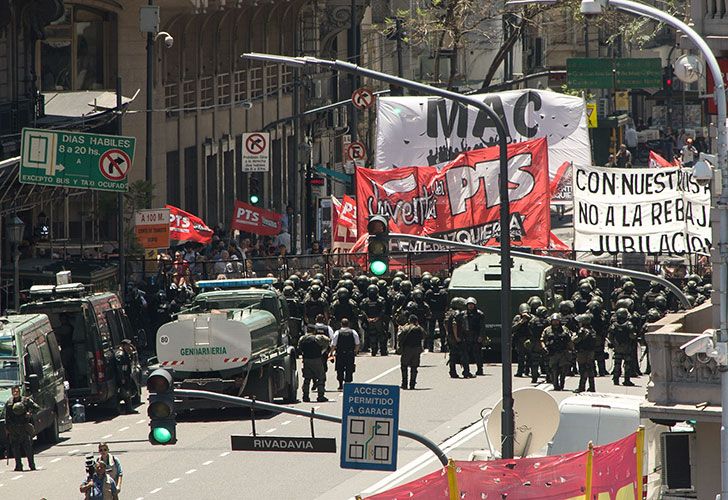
[
  {"x1": 348, "y1": 0, "x2": 359, "y2": 141},
  {"x1": 145, "y1": 0, "x2": 154, "y2": 198},
  {"x1": 116, "y1": 77, "x2": 126, "y2": 295}
]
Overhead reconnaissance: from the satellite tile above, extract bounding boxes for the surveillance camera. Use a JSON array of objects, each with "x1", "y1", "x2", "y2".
[
  {"x1": 164, "y1": 34, "x2": 174, "y2": 48},
  {"x1": 692, "y1": 160, "x2": 713, "y2": 187},
  {"x1": 680, "y1": 332, "x2": 715, "y2": 357}
]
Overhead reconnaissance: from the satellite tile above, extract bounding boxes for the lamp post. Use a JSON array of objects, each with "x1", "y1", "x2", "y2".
[
  {"x1": 6, "y1": 214, "x2": 25, "y2": 311},
  {"x1": 242, "y1": 52, "x2": 516, "y2": 458}
]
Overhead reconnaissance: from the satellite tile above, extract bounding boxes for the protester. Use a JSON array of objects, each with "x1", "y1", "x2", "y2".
[
  {"x1": 615, "y1": 144, "x2": 632, "y2": 168},
  {"x1": 681, "y1": 137, "x2": 698, "y2": 167}
]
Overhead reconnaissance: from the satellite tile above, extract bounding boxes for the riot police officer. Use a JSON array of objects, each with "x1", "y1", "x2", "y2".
[
  {"x1": 445, "y1": 297, "x2": 470, "y2": 378},
  {"x1": 527, "y1": 306, "x2": 549, "y2": 383},
  {"x1": 542, "y1": 314, "x2": 573, "y2": 391},
  {"x1": 426, "y1": 277, "x2": 449, "y2": 353},
  {"x1": 512, "y1": 303, "x2": 532, "y2": 378},
  {"x1": 283, "y1": 286, "x2": 305, "y2": 347},
  {"x1": 462, "y1": 297, "x2": 487, "y2": 376},
  {"x1": 588, "y1": 300, "x2": 609, "y2": 377},
  {"x1": 608, "y1": 308, "x2": 637, "y2": 386},
  {"x1": 360, "y1": 284, "x2": 388, "y2": 356},
  {"x1": 572, "y1": 314, "x2": 597, "y2": 393},
  {"x1": 398, "y1": 315, "x2": 425, "y2": 390},
  {"x1": 304, "y1": 284, "x2": 329, "y2": 325},
  {"x1": 572, "y1": 282, "x2": 594, "y2": 314},
  {"x1": 411, "y1": 288, "x2": 433, "y2": 351},
  {"x1": 330, "y1": 287, "x2": 360, "y2": 332}
]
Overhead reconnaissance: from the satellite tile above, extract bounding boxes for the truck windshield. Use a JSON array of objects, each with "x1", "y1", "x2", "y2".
[{"x1": 0, "y1": 357, "x2": 20, "y2": 387}]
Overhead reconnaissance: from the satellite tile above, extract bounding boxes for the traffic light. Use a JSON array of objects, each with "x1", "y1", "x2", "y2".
[
  {"x1": 249, "y1": 175, "x2": 260, "y2": 205},
  {"x1": 663, "y1": 65, "x2": 675, "y2": 94},
  {"x1": 147, "y1": 369, "x2": 177, "y2": 445},
  {"x1": 367, "y1": 215, "x2": 389, "y2": 276}
]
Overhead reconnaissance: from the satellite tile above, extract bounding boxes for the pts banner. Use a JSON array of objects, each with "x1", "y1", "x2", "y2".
[
  {"x1": 166, "y1": 205, "x2": 213, "y2": 244},
  {"x1": 230, "y1": 200, "x2": 282, "y2": 236},
  {"x1": 356, "y1": 138, "x2": 551, "y2": 249}
]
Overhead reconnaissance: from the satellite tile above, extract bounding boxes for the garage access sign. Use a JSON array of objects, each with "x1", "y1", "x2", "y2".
[{"x1": 20, "y1": 128, "x2": 136, "y2": 192}]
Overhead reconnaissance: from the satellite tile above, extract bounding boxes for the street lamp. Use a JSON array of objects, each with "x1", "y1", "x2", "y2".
[
  {"x1": 242, "y1": 52, "x2": 517, "y2": 458},
  {"x1": 6, "y1": 214, "x2": 25, "y2": 310},
  {"x1": 508, "y1": 0, "x2": 728, "y2": 493},
  {"x1": 146, "y1": 21, "x2": 174, "y2": 197}
]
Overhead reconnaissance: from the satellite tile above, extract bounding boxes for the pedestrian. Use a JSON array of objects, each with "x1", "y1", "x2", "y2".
[
  {"x1": 572, "y1": 314, "x2": 597, "y2": 393},
  {"x1": 298, "y1": 327, "x2": 331, "y2": 402},
  {"x1": 97, "y1": 442, "x2": 123, "y2": 494},
  {"x1": 330, "y1": 318, "x2": 360, "y2": 389},
  {"x1": 80, "y1": 459, "x2": 119, "y2": 500},
  {"x1": 625, "y1": 123, "x2": 638, "y2": 161},
  {"x1": 3, "y1": 385, "x2": 39, "y2": 471},
  {"x1": 615, "y1": 144, "x2": 632, "y2": 168},
  {"x1": 398, "y1": 315, "x2": 425, "y2": 390},
  {"x1": 681, "y1": 137, "x2": 698, "y2": 167}
]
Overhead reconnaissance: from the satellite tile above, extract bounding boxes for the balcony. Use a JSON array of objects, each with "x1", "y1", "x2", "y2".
[{"x1": 641, "y1": 302, "x2": 721, "y2": 423}]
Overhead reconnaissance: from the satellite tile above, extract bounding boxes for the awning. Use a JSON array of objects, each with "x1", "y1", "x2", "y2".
[
  {"x1": 42, "y1": 90, "x2": 137, "y2": 118},
  {"x1": 640, "y1": 400, "x2": 721, "y2": 423}
]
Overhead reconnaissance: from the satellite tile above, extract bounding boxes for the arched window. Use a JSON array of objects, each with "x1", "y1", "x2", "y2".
[{"x1": 39, "y1": 5, "x2": 116, "y2": 91}]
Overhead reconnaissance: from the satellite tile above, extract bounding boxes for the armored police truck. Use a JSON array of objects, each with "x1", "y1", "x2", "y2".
[{"x1": 155, "y1": 278, "x2": 298, "y2": 409}]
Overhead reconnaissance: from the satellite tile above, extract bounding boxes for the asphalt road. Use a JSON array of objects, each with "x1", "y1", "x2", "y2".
[{"x1": 0, "y1": 352, "x2": 645, "y2": 500}]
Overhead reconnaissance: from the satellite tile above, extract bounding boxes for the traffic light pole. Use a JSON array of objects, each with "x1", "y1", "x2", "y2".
[
  {"x1": 171, "y1": 388, "x2": 449, "y2": 466},
  {"x1": 241, "y1": 52, "x2": 516, "y2": 460}
]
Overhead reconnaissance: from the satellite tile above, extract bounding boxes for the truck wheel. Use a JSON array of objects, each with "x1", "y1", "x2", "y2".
[
  {"x1": 41, "y1": 412, "x2": 61, "y2": 444},
  {"x1": 283, "y1": 357, "x2": 298, "y2": 404}
]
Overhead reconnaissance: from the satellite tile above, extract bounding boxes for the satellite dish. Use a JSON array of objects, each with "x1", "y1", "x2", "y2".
[
  {"x1": 486, "y1": 387, "x2": 560, "y2": 457},
  {"x1": 674, "y1": 55, "x2": 704, "y2": 84}
]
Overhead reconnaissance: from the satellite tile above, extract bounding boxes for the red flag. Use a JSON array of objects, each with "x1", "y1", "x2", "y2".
[
  {"x1": 338, "y1": 194, "x2": 357, "y2": 229},
  {"x1": 230, "y1": 200, "x2": 282, "y2": 236},
  {"x1": 356, "y1": 138, "x2": 551, "y2": 249},
  {"x1": 648, "y1": 150, "x2": 675, "y2": 168},
  {"x1": 166, "y1": 205, "x2": 214, "y2": 244}
]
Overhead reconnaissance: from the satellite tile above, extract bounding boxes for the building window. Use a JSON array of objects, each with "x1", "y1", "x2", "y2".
[
  {"x1": 166, "y1": 150, "x2": 180, "y2": 206},
  {"x1": 39, "y1": 5, "x2": 115, "y2": 91}
]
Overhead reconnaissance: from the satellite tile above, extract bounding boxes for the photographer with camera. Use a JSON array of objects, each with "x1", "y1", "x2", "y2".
[
  {"x1": 80, "y1": 456, "x2": 119, "y2": 500},
  {"x1": 97, "y1": 443, "x2": 123, "y2": 494}
]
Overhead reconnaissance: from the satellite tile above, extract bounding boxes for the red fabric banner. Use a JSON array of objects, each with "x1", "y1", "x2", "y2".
[
  {"x1": 166, "y1": 205, "x2": 213, "y2": 244},
  {"x1": 230, "y1": 200, "x2": 282, "y2": 236},
  {"x1": 355, "y1": 138, "x2": 551, "y2": 249},
  {"x1": 365, "y1": 433, "x2": 639, "y2": 500},
  {"x1": 648, "y1": 150, "x2": 678, "y2": 168},
  {"x1": 338, "y1": 194, "x2": 357, "y2": 229}
]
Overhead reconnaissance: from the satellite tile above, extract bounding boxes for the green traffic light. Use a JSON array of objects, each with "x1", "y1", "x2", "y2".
[
  {"x1": 250, "y1": 195, "x2": 260, "y2": 204},
  {"x1": 152, "y1": 427, "x2": 173, "y2": 444},
  {"x1": 370, "y1": 260, "x2": 388, "y2": 276}
]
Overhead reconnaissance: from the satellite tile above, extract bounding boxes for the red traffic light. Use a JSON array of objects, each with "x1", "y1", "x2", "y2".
[
  {"x1": 147, "y1": 368, "x2": 173, "y2": 393},
  {"x1": 666, "y1": 78, "x2": 672, "y2": 86}
]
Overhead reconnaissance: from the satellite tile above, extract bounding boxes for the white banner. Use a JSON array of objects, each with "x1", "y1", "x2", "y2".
[
  {"x1": 573, "y1": 165, "x2": 711, "y2": 254},
  {"x1": 375, "y1": 90, "x2": 592, "y2": 184}
]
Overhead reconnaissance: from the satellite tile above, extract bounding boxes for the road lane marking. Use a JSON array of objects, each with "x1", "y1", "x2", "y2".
[
  {"x1": 102, "y1": 434, "x2": 113, "y2": 439},
  {"x1": 118, "y1": 426, "x2": 130, "y2": 432},
  {"x1": 137, "y1": 419, "x2": 146, "y2": 424},
  {"x1": 202, "y1": 460, "x2": 214, "y2": 466},
  {"x1": 149, "y1": 487, "x2": 162, "y2": 494},
  {"x1": 134, "y1": 497, "x2": 143, "y2": 500},
  {"x1": 169, "y1": 478, "x2": 180, "y2": 484},
  {"x1": 281, "y1": 420, "x2": 291, "y2": 426},
  {"x1": 266, "y1": 428, "x2": 277, "y2": 433},
  {"x1": 68, "y1": 449, "x2": 80, "y2": 455},
  {"x1": 219, "y1": 451, "x2": 230, "y2": 457},
  {"x1": 50, "y1": 457, "x2": 63, "y2": 463},
  {"x1": 11, "y1": 475, "x2": 22, "y2": 481},
  {"x1": 185, "y1": 469, "x2": 197, "y2": 475},
  {"x1": 365, "y1": 365, "x2": 400, "y2": 383}
]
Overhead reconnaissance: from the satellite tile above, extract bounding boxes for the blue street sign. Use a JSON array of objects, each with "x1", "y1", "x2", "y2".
[{"x1": 340, "y1": 383, "x2": 400, "y2": 471}]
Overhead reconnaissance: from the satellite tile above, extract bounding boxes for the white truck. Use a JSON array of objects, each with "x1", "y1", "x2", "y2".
[{"x1": 155, "y1": 279, "x2": 298, "y2": 409}]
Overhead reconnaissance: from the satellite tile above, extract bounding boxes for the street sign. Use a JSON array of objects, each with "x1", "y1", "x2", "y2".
[
  {"x1": 134, "y1": 208, "x2": 170, "y2": 249},
  {"x1": 20, "y1": 128, "x2": 135, "y2": 192},
  {"x1": 345, "y1": 141, "x2": 367, "y2": 162},
  {"x1": 231, "y1": 435, "x2": 336, "y2": 453},
  {"x1": 586, "y1": 103, "x2": 598, "y2": 128},
  {"x1": 352, "y1": 87, "x2": 375, "y2": 110},
  {"x1": 341, "y1": 383, "x2": 400, "y2": 471},
  {"x1": 615, "y1": 91, "x2": 629, "y2": 111},
  {"x1": 567, "y1": 58, "x2": 662, "y2": 89},
  {"x1": 242, "y1": 132, "x2": 270, "y2": 172}
]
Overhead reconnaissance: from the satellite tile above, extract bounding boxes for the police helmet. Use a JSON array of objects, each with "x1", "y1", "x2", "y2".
[
  {"x1": 654, "y1": 295, "x2": 667, "y2": 308},
  {"x1": 577, "y1": 313, "x2": 592, "y2": 325},
  {"x1": 342, "y1": 272, "x2": 354, "y2": 281},
  {"x1": 646, "y1": 308, "x2": 662, "y2": 323},
  {"x1": 406, "y1": 301, "x2": 418, "y2": 312},
  {"x1": 518, "y1": 303, "x2": 530, "y2": 315},
  {"x1": 357, "y1": 275, "x2": 369, "y2": 287},
  {"x1": 686, "y1": 280, "x2": 698, "y2": 290},
  {"x1": 314, "y1": 272, "x2": 325, "y2": 283},
  {"x1": 283, "y1": 286, "x2": 295, "y2": 298},
  {"x1": 450, "y1": 297, "x2": 467, "y2": 310},
  {"x1": 615, "y1": 308, "x2": 630, "y2": 322},
  {"x1": 620, "y1": 275, "x2": 632, "y2": 285},
  {"x1": 337, "y1": 287, "x2": 350, "y2": 300},
  {"x1": 289, "y1": 274, "x2": 301, "y2": 287},
  {"x1": 535, "y1": 306, "x2": 549, "y2": 318},
  {"x1": 615, "y1": 297, "x2": 634, "y2": 312},
  {"x1": 12, "y1": 402, "x2": 25, "y2": 415},
  {"x1": 649, "y1": 280, "x2": 662, "y2": 291},
  {"x1": 558, "y1": 300, "x2": 575, "y2": 314},
  {"x1": 579, "y1": 282, "x2": 593, "y2": 294},
  {"x1": 377, "y1": 279, "x2": 387, "y2": 290},
  {"x1": 309, "y1": 284, "x2": 322, "y2": 297},
  {"x1": 421, "y1": 275, "x2": 432, "y2": 287},
  {"x1": 394, "y1": 271, "x2": 407, "y2": 280},
  {"x1": 431, "y1": 276, "x2": 441, "y2": 288},
  {"x1": 623, "y1": 281, "x2": 636, "y2": 293},
  {"x1": 443, "y1": 278, "x2": 451, "y2": 288},
  {"x1": 369, "y1": 276, "x2": 379, "y2": 286},
  {"x1": 391, "y1": 277, "x2": 402, "y2": 290},
  {"x1": 685, "y1": 294, "x2": 696, "y2": 306},
  {"x1": 466, "y1": 297, "x2": 477, "y2": 306},
  {"x1": 311, "y1": 279, "x2": 323, "y2": 288},
  {"x1": 549, "y1": 313, "x2": 562, "y2": 325},
  {"x1": 591, "y1": 295, "x2": 604, "y2": 305},
  {"x1": 587, "y1": 300, "x2": 602, "y2": 312},
  {"x1": 687, "y1": 273, "x2": 701, "y2": 285},
  {"x1": 367, "y1": 284, "x2": 379, "y2": 297},
  {"x1": 401, "y1": 280, "x2": 413, "y2": 293},
  {"x1": 527, "y1": 295, "x2": 543, "y2": 308},
  {"x1": 341, "y1": 279, "x2": 355, "y2": 292},
  {"x1": 413, "y1": 289, "x2": 424, "y2": 301},
  {"x1": 283, "y1": 279, "x2": 295, "y2": 289}
]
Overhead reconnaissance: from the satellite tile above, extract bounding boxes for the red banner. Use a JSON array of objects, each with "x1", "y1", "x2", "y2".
[
  {"x1": 356, "y1": 138, "x2": 551, "y2": 249},
  {"x1": 339, "y1": 194, "x2": 357, "y2": 229},
  {"x1": 230, "y1": 200, "x2": 282, "y2": 236},
  {"x1": 165, "y1": 205, "x2": 213, "y2": 244},
  {"x1": 648, "y1": 150, "x2": 678, "y2": 168},
  {"x1": 365, "y1": 433, "x2": 639, "y2": 500}
]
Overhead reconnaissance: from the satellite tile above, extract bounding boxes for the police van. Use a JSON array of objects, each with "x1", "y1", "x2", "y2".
[
  {"x1": 20, "y1": 283, "x2": 142, "y2": 413},
  {"x1": 0, "y1": 314, "x2": 73, "y2": 451}
]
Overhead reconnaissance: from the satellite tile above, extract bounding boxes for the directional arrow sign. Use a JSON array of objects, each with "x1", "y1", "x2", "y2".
[
  {"x1": 352, "y1": 87, "x2": 375, "y2": 110},
  {"x1": 20, "y1": 128, "x2": 135, "y2": 192}
]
